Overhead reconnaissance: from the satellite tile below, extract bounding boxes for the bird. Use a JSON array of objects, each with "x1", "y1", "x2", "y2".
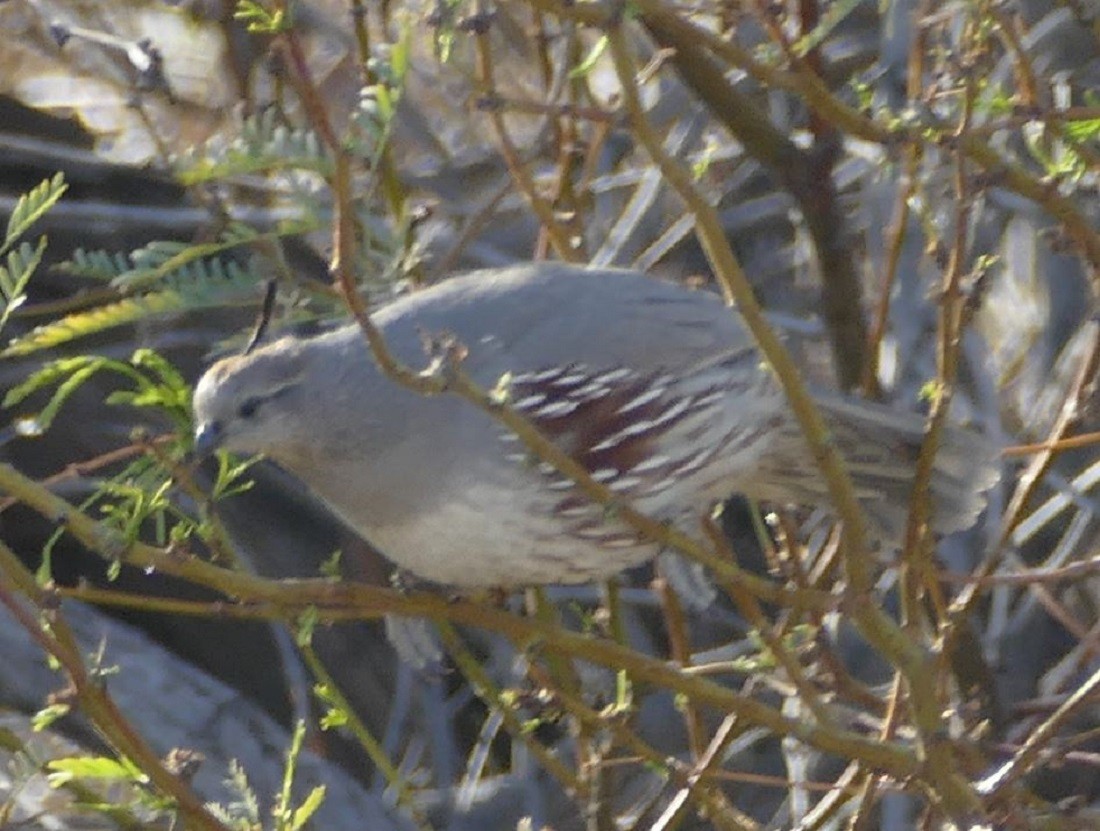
[{"x1": 192, "y1": 263, "x2": 998, "y2": 587}]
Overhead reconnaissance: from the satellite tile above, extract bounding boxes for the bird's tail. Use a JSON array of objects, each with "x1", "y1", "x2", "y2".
[{"x1": 755, "y1": 394, "x2": 1000, "y2": 540}]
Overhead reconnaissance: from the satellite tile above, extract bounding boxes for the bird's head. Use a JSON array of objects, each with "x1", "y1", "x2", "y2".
[{"x1": 192, "y1": 338, "x2": 309, "y2": 459}]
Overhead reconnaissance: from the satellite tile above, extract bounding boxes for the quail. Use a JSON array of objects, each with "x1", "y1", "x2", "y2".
[{"x1": 193, "y1": 263, "x2": 998, "y2": 586}]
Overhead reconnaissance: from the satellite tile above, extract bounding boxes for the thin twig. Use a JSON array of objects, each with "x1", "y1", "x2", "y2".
[
  {"x1": 602, "y1": 24, "x2": 985, "y2": 815},
  {"x1": 470, "y1": 5, "x2": 584, "y2": 262},
  {"x1": 434, "y1": 620, "x2": 583, "y2": 795},
  {"x1": 979, "y1": 664, "x2": 1100, "y2": 801},
  {"x1": 0, "y1": 458, "x2": 920, "y2": 779},
  {"x1": 0, "y1": 540, "x2": 230, "y2": 831}
]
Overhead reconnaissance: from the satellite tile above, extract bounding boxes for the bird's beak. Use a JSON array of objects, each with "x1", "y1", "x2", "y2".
[{"x1": 192, "y1": 422, "x2": 223, "y2": 459}]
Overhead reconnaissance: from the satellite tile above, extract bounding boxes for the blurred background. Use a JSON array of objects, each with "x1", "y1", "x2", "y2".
[{"x1": 1, "y1": 0, "x2": 1099, "y2": 828}]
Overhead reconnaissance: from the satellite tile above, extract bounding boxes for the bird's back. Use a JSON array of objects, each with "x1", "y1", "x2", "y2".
[{"x1": 369, "y1": 263, "x2": 751, "y2": 386}]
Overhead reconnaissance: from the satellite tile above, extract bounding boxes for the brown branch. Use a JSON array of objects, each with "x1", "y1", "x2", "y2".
[
  {"x1": 294, "y1": 641, "x2": 432, "y2": 828},
  {"x1": 0, "y1": 540, "x2": 230, "y2": 831},
  {"x1": 521, "y1": 0, "x2": 1100, "y2": 282},
  {"x1": 744, "y1": 0, "x2": 869, "y2": 390},
  {"x1": 981, "y1": 664, "x2": 1100, "y2": 802},
  {"x1": 231, "y1": 18, "x2": 848, "y2": 621},
  {"x1": 701, "y1": 516, "x2": 832, "y2": 726},
  {"x1": 937, "y1": 556, "x2": 1100, "y2": 587},
  {"x1": 951, "y1": 322, "x2": 1100, "y2": 624},
  {"x1": 436, "y1": 621, "x2": 583, "y2": 795},
  {"x1": 642, "y1": 4, "x2": 868, "y2": 388},
  {"x1": 1002, "y1": 430, "x2": 1100, "y2": 457},
  {"x1": 604, "y1": 28, "x2": 983, "y2": 817},
  {"x1": 0, "y1": 461, "x2": 920, "y2": 779},
  {"x1": 470, "y1": 7, "x2": 585, "y2": 263}
]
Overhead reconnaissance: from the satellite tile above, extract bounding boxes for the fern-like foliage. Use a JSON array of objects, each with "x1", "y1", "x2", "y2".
[
  {"x1": 175, "y1": 108, "x2": 331, "y2": 185},
  {"x1": 59, "y1": 219, "x2": 318, "y2": 291},
  {"x1": 6, "y1": 344, "x2": 259, "y2": 582},
  {"x1": 0, "y1": 239, "x2": 47, "y2": 333},
  {"x1": 4, "y1": 173, "x2": 66, "y2": 252},
  {"x1": 6, "y1": 348, "x2": 190, "y2": 570},
  {"x1": 1, "y1": 258, "x2": 262, "y2": 357},
  {"x1": 57, "y1": 247, "x2": 136, "y2": 282},
  {"x1": 4, "y1": 347, "x2": 194, "y2": 434},
  {"x1": 0, "y1": 173, "x2": 67, "y2": 333}
]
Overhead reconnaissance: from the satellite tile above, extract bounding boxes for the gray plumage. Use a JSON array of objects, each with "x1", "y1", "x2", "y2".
[{"x1": 192, "y1": 263, "x2": 998, "y2": 586}]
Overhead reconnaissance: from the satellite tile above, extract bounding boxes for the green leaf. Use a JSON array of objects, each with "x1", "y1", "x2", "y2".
[
  {"x1": 570, "y1": 35, "x2": 608, "y2": 79},
  {"x1": 614, "y1": 669, "x2": 632, "y2": 712},
  {"x1": 233, "y1": 0, "x2": 290, "y2": 34},
  {"x1": 919, "y1": 380, "x2": 942, "y2": 404},
  {"x1": 175, "y1": 109, "x2": 329, "y2": 184},
  {"x1": 0, "y1": 237, "x2": 47, "y2": 332},
  {"x1": 5, "y1": 349, "x2": 195, "y2": 444},
  {"x1": 5, "y1": 359, "x2": 121, "y2": 433},
  {"x1": 290, "y1": 786, "x2": 326, "y2": 831},
  {"x1": 209, "y1": 451, "x2": 259, "y2": 500},
  {"x1": 47, "y1": 755, "x2": 147, "y2": 786},
  {"x1": 390, "y1": 25, "x2": 410, "y2": 82},
  {"x1": 1063, "y1": 118, "x2": 1100, "y2": 143},
  {"x1": 4, "y1": 356, "x2": 101, "y2": 407},
  {"x1": 32, "y1": 703, "x2": 70, "y2": 732},
  {"x1": 318, "y1": 549, "x2": 343, "y2": 580},
  {"x1": 691, "y1": 140, "x2": 717, "y2": 181},
  {"x1": 132, "y1": 348, "x2": 191, "y2": 406},
  {"x1": 37, "y1": 365, "x2": 116, "y2": 432},
  {"x1": 209, "y1": 759, "x2": 261, "y2": 826},
  {"x1": 430, "y1": 0, "x2": 462, "y2": 64},
  {"x1": 4, "y1": 173, "x2": 66, "y2": 255},
  {"x1": 35, "y1": 545, "x2": 54, "y2": 586},
  {"x1": 56, "y1": 248, "x2": 136, "y2": 282},
  {"x1": 318, "y1": 707, "x2": 349, "y2": 730},
  {"x1": 110, "y1": 226, "x2": 269, "y2": 291},
  {"x1": 296, "y1": 606, "x2": 319, "y2": 647},
  {"x1": 793, "y1": 0, "x2": 862, "y2": 56},
  {"x1": 274, "y1": 721, "x2": 307, "y2": 830},
  {"x1": 1, "y1": 259, "x2": 261, "y2": 357},
  {"x1": 314, "y1": 684, "x2": 350, "y2": 730},
  {"x1": 3, "y1": 353, "x2": 163, "y2": 433},
  {"x1": 374, "y1": 84, "x2": 395, "y2": 123}
]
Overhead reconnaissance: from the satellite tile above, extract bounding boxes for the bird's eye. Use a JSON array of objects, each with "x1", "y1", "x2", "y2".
[{"x1": 238, "y1": 397, "x2": 262, "y2": 419}]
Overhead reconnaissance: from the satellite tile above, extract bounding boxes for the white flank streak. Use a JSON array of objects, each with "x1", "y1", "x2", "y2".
[
  {"x1": 629, "y1": 454, "x2": 673, "y2": 474},
  {"x1": 534, "y1": 399, "x2": 579, "y2": 418},
  {"x1": 645, "y1": 396, "x2": 692, "y2": 429},
  {"x1": 675, "y1": 447, "x2": 714, "y2": 474},
  {"x1": 537, "y1": 462, "x2": 557, "y2": 476},
  {"x1": 514, "y1": 393, "x2": 547, "y2": 409},
  {"x1": 616, "y1": 386, "x2": 665, "y2": 414},
  {"x1": 553, "y1": 372, "x2": 590, "y2": 386},
  {"x1": 556, "y1": 504, "x2": 591, "y2": 518},
  {"x1": 590, "y1": 435, "x2": 622, "y2": 453},
  {"x1": 618, "y1": 420, "x2": 656, "y2": 440},
  {"x1": 590, "y1": 419, "x2": 653, "y2": 453},
  {"x1": 693, "y1": 389, "x2": 727, "y2": 409},
  {"x1": 591, "y1": 468, "x2": 619, "y2": 483},
  {"x1": 574, "y1": 381, "x2": 609, "y2": 398},
  {"x1": 609, "y1": 476, "x2": 642, "y2": 492},
  {"x1": 505, "y1": 452, "x2": 528, "y2": 463},
  {"x1": 531, "y1": 367, "x2": 569, "y2": 382},
  {"x1": 548, "y1": 479, "x2": 575, "y2": 491}
]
